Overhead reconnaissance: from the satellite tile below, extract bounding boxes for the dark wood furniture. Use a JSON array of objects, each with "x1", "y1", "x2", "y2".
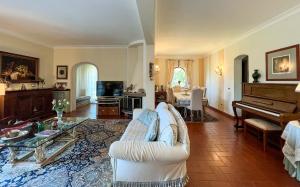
[
  {"x1": 2, "y1": 89, "x2": 53, "y2": 121},
  {"x1": 244, "y1": 118, "x2": 281, "y2": 151},
  {"x1": 155, "y1": 91, "x2": 167, "y2": 106},
  {"x1": 122, "y1": 92, "x2": 145, "y2": 116},
  {"x1": 97, "y1": 97, "x2": 121, "y2": 116},
  {"x1": 232, "y1": 83, "x2": 300, "y2": 131}
]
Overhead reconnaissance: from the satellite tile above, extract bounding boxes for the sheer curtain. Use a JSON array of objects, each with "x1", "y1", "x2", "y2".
[
  {"x1": 166, "y1": 59, "x2": 177, "y2": 88},
  {"x1": 181, "y1": 59, "x2": 193, "y2": 87},
  {"x1": 76, "y1": 64, "x2": 98, "y2": 103}
]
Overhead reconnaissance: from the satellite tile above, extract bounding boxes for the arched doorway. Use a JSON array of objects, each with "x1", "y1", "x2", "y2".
[
  {"x1": 234, "y1": 55, "x2": 249, "y2": 101},
  {"x1": 71, "y1": 62, "x2": 99, "y2": 111}
]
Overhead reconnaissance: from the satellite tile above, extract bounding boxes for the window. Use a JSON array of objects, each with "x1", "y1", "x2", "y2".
[{"x1": 171, "y1": 67, "x2": 188, "y2": 87}]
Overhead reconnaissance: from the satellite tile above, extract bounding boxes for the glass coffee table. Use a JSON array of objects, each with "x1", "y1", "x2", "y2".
[{"x1": 0, "y1": 117, "x2": 87, "y2": 167}]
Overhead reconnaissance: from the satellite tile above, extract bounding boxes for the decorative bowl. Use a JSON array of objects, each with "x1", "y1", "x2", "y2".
[{"x1": 1, "y1": 130, "x2": 29, "y2": 142}]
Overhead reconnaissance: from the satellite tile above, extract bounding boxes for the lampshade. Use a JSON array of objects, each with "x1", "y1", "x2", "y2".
[
  {"x1": 296, "y1": 83, "x2": 300, "y2": 93},
  {"x1": 0, "y1": 83, "x2": 6, "y2": 96}
]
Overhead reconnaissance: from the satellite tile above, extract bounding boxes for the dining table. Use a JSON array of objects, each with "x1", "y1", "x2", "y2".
[{"x1": 173, "y1": 91, "x2": 208, "y2": 107}]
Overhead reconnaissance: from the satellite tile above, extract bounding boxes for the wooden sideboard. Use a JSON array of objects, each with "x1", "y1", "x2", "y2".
[{"x1": 2, "y1": 88, "x2": 53, "y2": 120}]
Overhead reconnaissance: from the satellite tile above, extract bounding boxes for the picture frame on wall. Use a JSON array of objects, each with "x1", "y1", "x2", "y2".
[
  {"x1": 56, "y1": 65, "x2": 68, "y2": 79},
  {"x1": 266, "y1": 44, "x2": 300, "y2": 81},
  {"x1": 0, "y1": 51, "x2": 39, "y2": 83}
]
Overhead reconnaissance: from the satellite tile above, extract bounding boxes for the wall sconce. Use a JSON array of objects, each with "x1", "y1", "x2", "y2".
[
  {"x1": 155, "y1": 65, "x2": 160, "y2": 72},
  {"x1": 215, "y1": 65, "x2": 223, "y2": 76}
]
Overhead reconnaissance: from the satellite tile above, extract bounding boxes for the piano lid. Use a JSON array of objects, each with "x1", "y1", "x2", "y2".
[{"x1": 242, "y1": 83, "x2": 300, "y2": 113}]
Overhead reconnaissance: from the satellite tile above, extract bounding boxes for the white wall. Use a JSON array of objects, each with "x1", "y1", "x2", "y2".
[
  {"x1": 53, "y1": 47, "x2": 127, "y2": 111},
  {"x1": 126, "y1": 45, "x2": 144, "y2": 90},
  {"x1": 0, "y1": 32, "x2": 54, "y2": 89},
  {"x1": 143, "y1": 44, "x2": 155, "y2": 109},
  {"x1": 206, "y1": 10, "x2": 300, "y2": 115}
]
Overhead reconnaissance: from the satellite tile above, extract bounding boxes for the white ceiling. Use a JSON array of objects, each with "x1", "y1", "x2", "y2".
[
  {"x1": 156, "y1": 0, "x2": 300, "y2": 56},
  {"x1": 0, "y1": 0, "x2": 144, "y2": 47}
]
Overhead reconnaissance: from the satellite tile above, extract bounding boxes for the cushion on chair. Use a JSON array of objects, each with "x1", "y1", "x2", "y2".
[{"x1": 244, "y1": 118, "x2": 281, "y2": 131}]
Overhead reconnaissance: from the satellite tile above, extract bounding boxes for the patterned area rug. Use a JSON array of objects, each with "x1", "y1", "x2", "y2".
[
  {"x1": 175, "y1": 107, "x2": 218, "y2": 123},
  {"x1": 0, "y1": 119, "x2": 130, "y2": 187}
]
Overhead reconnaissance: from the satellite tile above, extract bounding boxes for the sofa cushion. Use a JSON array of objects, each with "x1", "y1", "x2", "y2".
[
  {"x1": 168, "y1": 104, "x2": 189, "y2": 144},
  {"x1": 157, "y1": 108, "x2": 178, "y2": 146},
  {"x1": 155, "y1": 102, "x2": 169, "y2": 112},
  {"x1": 121, "y1": 119, "x2": 147, "y2": 141}
]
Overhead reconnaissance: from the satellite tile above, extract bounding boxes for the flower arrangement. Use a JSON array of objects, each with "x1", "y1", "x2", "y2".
[{"x1": 52, "y1": 99, "x2": 69, "y2": 112}]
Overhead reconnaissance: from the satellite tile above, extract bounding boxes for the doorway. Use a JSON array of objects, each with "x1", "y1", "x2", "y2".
[
  {"x1": 234, "y1": 55, "x2": 249, "y2": 101},
  {"x1": 76, "y1": 63, "x2": 98, "y2": 104}
]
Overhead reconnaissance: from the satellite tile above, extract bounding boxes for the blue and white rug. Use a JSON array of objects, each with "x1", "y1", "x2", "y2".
[{"x1": 0, "y1": 119, "x2": 129, "y2": 187}]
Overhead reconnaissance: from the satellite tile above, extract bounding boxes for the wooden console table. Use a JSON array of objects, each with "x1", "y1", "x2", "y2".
[{"x1": 1, "y1": 88, "x2": 53, "y2": 123}]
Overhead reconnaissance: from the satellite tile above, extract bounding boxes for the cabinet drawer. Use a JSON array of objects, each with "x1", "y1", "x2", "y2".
[{"x1": 98, "y1": 107, "x2": 119, "y2": 116}]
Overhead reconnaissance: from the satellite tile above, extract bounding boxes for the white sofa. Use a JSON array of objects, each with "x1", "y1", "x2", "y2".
[{"x1": 109, "y1": 103, "x2": 190, "y2": 187}]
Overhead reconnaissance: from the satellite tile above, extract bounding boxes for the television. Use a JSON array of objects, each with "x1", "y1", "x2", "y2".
[{"x1": 96, "y1": 81, "x2": 124, "y2": 97}]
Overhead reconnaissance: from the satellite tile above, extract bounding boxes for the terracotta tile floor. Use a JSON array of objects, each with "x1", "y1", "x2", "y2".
[{"x1": 68, "y1": 104, "x2": 300, "y2": 187}]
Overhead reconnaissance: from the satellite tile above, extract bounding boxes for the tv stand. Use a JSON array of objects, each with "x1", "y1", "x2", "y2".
[{"x1": 97, "y1": 97, "x2": 121, "y2": 116}]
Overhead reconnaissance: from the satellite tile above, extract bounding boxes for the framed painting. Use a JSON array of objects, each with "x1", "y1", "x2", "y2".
[
  {"x1": 266, "y1": 44, "x2": 300, "y2": 81},
  {"x1": 0, "y1": 51, "x2": 39, "y2": 82},
  {"x1": 57, "y1": 65, "x2": 68, "y2": 79}
]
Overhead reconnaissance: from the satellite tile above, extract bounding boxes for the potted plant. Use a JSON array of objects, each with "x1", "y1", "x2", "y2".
[{"x1": 52, "y1": 99, "x2": 69, "y2": 125}]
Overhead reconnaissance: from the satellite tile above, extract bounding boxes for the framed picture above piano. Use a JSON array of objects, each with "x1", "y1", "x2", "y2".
[{"x1": 266, "y1": 44, "x2": 300, "y2": 81}]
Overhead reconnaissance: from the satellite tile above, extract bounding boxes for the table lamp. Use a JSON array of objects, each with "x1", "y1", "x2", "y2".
[{"x1": 295, "y1": 83, "x2": 300, "y2": 93}]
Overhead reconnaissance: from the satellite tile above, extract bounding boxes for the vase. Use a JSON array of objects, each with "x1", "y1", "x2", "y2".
[
  {"x1": 252, "y1": 69, "x2": 261, "y2": 83},
  {"x1": 56, "y1": 110, "x2": 64, "y2": 126}
]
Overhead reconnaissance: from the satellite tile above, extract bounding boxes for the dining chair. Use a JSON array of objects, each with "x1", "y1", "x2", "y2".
[
  {"x1": 167, "y1": 87, "x2": 175, "y2": 105},
  {"x1": 184, "y1": 88, "x2": 204, "y2": 121}
]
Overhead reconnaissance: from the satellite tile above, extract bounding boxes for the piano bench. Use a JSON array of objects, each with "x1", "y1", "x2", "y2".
[{"x1": 244, "y1": 118, "x2": 282, "y2": 151}]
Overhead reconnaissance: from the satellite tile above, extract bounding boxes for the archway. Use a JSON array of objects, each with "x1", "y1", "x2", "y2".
[
  {"x1": 71, "y1": 62, "x2": 99, "y2": 111},
  {"x1": 234, "y1": 55, "x2": 249, "y2": 101}
]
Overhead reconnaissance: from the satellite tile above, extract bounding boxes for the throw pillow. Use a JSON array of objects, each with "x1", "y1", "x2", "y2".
[
  {"x1": 137, "y1": 109, "x2": 159, "y2": 141},
  {"x1": 137, "y1": 109, "x2": 158, "y2": 127},
  {"x1": 144, "y1": 119, "x2": 159, "y2": 141}
]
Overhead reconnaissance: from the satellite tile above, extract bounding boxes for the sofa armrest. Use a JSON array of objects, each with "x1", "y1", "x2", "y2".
[
  {"x1": 109, "y1": 141, "x2": 189, "y2": 163},
  {"x1": 132, "y1": 109, "x2": 143, "y2": 120}
]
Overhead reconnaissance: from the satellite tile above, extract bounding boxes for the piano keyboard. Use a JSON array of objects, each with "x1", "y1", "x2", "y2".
[{"x1": 236, "y1": 103, "x2": 280, "y2": 117}]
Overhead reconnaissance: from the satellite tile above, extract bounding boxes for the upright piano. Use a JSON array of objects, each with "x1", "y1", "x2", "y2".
[{"x1": 232, "y1": 83, "x2": 300, "y2": 130}]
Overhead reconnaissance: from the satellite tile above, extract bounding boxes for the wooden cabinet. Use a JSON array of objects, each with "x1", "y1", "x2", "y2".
[
  {"x1": 3, "y1": 89, "x2": 53, "y2": 120},
  {"x1": 98, "y1": 107, "x2": 119, "y2": 116},
  {"x1": 97, "y1": 97, "x2": 121, "y2": 116}
]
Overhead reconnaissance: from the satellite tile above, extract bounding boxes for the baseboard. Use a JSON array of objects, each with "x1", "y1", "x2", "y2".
[{"x1": 206, "y1": 105, "x2": 235, "y2": 120}]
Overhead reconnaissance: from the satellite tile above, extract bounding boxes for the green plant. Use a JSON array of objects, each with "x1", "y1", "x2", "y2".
[{"x1": 52, "y1": 99, "x2": 69, "y2": 111}]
